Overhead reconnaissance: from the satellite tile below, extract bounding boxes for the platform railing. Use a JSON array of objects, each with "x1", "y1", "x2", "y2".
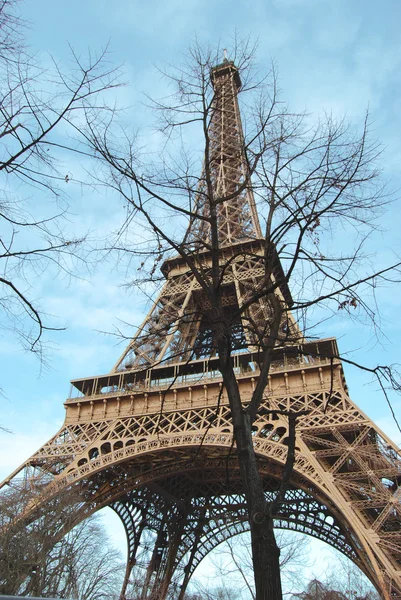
[{"x1": 66, "y1": 351, "x2": 339, "y2": 402}]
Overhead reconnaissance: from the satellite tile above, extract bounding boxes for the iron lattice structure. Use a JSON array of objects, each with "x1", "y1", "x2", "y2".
[{"x1": 2, "y1": 61, "x2": 401, "y2": 600}]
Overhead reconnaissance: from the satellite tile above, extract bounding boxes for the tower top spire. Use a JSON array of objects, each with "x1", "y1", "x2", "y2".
[
  {"x1": 210, "y1": 59, "x2": 241, "y2": 90},
  {"x1": 183, "y1": 56, "x2": 259, "y2": 247}
]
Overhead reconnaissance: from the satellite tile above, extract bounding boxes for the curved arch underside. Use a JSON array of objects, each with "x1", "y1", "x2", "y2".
[
  {"x1": 4, "y1": 438, "x2": 396, "y2": 600},
  {"x1": 109, "y1": 465, "x2": 366, "y2": 598},
  {"x1": 3, "y1": 370, "x2": 401, "y2": 599}
]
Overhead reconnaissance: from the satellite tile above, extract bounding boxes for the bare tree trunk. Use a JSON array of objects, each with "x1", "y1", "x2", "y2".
[
  {"x1": 219, "y1": 342, "x2": 283, "y2": 600},
  {"x1": 240, "y1": 417, "x2": 283, "y2": 600}
]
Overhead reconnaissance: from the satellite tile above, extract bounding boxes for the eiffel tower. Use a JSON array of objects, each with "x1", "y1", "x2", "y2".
[{"x1": 2, "y1": 59, "x2": 401, "y2": 600}]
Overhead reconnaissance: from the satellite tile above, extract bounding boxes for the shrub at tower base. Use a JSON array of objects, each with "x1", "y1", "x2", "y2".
[{"x1": 85, "y1": 40, "x2": 401, "y2": 599}]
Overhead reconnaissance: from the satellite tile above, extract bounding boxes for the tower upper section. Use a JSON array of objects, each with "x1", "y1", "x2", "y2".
[
  {"x1": 184, "y1": 60, "x2": 262, "y2": 248},
  {"x1": 102, "y1": 59, "x2": 298, "y2": 374}
]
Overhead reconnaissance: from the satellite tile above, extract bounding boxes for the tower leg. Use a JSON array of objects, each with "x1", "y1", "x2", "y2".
[
  {"x1": 111, "y1": 499, "x2": 147, "y2": 600},
  {"x1": 146, "y1": 508, "x2": 188, "y2": 600},
  {"x1": 120, "y1": 556, "x2": 136, "y2": 600},
  {"x1": 141, "y1": 523, "x2": 168, "y2": 600},
  {"x1": 177, "y1": 514, "x2": 206, "y2": 600}
]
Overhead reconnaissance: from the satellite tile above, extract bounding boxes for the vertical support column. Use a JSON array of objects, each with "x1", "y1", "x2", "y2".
[
  {"x1": 141, "y1": 522, "x2": 168, "y2": 600},
  {"x1": 146, "y1": 506, "x2": 189, "y2": 600},
  {"x1": 177, "y1": 509, "x2": 207, "y2": 600},
  {"x1": 119, "y1": 518, "x2": 146, "y2": 600},
  {"x1": 111, "y1": 499, "x2": 148, "y2": 600}
]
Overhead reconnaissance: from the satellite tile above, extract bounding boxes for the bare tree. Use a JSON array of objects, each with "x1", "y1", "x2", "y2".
[
  {"x1": 124, "y1": 571, "x2": 239, "y2": 600},
  {"x1": 292, "y1": 571, "x2": 380, "y2": 600},
  {"x1": 188, "y1": 530, "x2": 310, "y2": 600},
  {"x1": 0, "y1": 486, "x2": 123, "y2": 598},
  {"x1": 291, "y1": 579, "x2": 347, "y2": 600},
  {"x1": 218, "y1": 531, "x2": 310, "y2": 598},
  {"x1": 181, "y1": 588, "x2": 240, "y2": 600},
  {"x1": 0, "y1": 0, "x2": 120, "y2": 356},
  {"x1": 322, "y1": 553, "x2": 381, "y2": 600},
  {"x1": 84, "y1": 39, "x2": 401, "y2": 600}
]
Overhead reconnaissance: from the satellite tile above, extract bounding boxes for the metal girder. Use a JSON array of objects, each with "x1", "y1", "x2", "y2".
[{"x1": 107, "y1": 477, "x2": 370, "y2": 599}]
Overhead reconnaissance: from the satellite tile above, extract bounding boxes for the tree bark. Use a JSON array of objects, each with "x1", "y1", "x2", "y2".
[{"x1": 219, "y1": 341, "x2": 283, "y2": 600}]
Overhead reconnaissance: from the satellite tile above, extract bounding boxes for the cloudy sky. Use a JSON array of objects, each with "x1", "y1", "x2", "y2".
[{"x1": 1, "y1": 0, "x2": 401, "y2": 591}]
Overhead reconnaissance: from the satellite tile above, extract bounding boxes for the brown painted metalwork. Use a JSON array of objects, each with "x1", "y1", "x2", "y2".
[{"x1": 1, "y1": 60, "x2": 401, "y2": 600}]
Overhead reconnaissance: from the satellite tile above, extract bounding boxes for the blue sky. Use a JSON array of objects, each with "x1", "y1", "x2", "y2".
[{"x1": 1, "y1": 0, "x2": 401, "y2": 592}]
